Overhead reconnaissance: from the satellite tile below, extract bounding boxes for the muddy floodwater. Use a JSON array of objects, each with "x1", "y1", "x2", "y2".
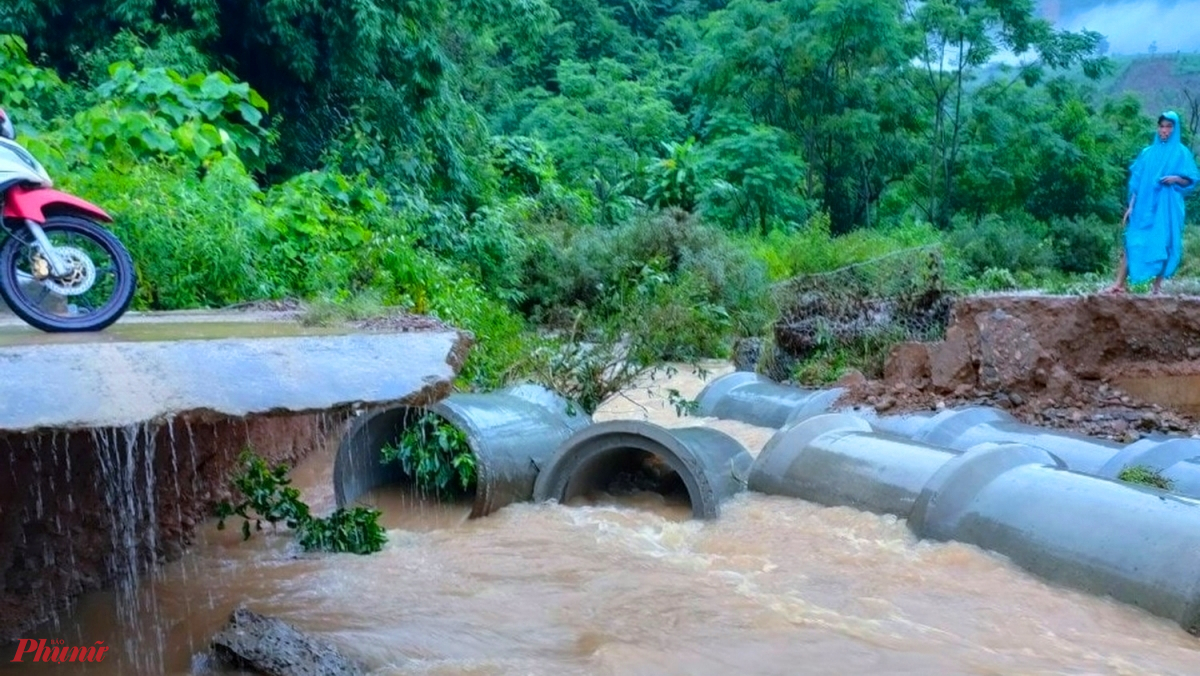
[{"x1": 6, "y1": 362, "x2": 1200, "y2": 675}]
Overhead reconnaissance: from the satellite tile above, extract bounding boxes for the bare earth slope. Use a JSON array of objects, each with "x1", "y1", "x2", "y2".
[{"x1": 842, "y1": 293, "x2": 1200, "y2": 440}]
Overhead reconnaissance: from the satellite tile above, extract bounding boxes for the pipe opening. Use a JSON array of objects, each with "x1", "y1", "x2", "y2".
[
  {"x1": 360, "y1": 407, "x2": 478, "y2": 528},
  {"x1": 561, "y1": 446, "x2": 693, "y2": 516}
]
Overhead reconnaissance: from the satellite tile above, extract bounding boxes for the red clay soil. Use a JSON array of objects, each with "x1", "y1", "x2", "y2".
[{"x1": 839, "y1": 293, "x2": 1200, "y2": 441}]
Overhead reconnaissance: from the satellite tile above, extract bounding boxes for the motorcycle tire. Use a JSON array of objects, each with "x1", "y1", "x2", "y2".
[{"x1": 0, "y1": 214, "x2": 137, "y2": 333}]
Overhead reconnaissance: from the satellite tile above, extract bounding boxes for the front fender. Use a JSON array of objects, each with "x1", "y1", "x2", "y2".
[{"x1": 2, "y1": 184, "x2": 113, "y2": 223}]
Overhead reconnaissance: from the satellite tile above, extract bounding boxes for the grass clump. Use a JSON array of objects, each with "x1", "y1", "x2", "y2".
[{"x1": 1118, "y1": 464, "x2": 1175, "y2": 491}]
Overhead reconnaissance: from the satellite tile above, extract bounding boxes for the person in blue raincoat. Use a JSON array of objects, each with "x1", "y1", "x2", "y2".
[{"x1": 1104, "y1": 110, "x2": 1200, "y2": 294}]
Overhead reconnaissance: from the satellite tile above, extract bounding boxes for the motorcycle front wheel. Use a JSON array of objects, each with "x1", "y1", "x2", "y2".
[{"x1": 0, "y1": 214, "x2": 137, "y2": 332}]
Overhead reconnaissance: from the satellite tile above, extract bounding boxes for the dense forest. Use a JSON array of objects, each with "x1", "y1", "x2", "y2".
[{"x1": 0, "y1": 0, "x2": 1193, "y2": 391}]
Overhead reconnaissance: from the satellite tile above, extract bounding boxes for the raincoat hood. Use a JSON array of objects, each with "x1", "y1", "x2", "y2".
[{"x1": 1156, "y1": 110, "x2": 1184, "y2": 146}]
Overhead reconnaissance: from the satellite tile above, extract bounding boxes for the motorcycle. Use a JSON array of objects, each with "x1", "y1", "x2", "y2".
[{"x1": 0, "y1": 107, "x2": 136, "y2": 332}]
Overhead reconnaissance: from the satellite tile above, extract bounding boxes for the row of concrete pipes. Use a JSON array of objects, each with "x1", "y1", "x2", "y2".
[{"x1": 332, "y1": 373, "x2": 1200, "y2": 635}]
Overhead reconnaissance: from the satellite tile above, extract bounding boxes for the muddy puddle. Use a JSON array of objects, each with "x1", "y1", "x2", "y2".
[{"x1": 6, "y1": 361, "x2": 1200, "y2": 675}]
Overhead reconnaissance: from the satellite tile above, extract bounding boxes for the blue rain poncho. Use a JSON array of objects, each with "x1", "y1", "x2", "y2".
[{"x1": 1124, "y1": 110, "x2": 1200, "y2": 284}]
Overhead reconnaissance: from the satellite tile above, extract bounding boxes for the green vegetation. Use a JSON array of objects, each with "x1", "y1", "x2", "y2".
[
  {"x1": 1, "y1": 2, "x2": 1197, "y2": 393},
  {"x1": 216, "y1": 451, "x2": 387, "y2": 555},
  {"x1": 380, "y1": 412, "x2": 477, "y2": 497},
  {"x1": 1118, "y1": 465, "x2": 1176, "y2": 491}
]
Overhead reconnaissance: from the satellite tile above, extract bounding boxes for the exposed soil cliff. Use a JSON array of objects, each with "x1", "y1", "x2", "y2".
[{"x1": 841, "y1": 294, "x2": 1200, "y2": 440}]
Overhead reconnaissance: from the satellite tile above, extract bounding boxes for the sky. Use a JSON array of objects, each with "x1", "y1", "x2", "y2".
[{"x1": 1046, "y1": 0, "x2": 1200, "y2": 54}]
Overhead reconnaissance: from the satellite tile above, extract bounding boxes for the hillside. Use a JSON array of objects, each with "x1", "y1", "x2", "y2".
[{"x1": 1108, "y1": 54, "x2": 1200, "y2": 125}]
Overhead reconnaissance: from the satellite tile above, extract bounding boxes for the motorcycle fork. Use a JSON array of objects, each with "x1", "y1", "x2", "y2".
[{"x1": 20, "y1": 218, "x2": 69, "y2": 277}]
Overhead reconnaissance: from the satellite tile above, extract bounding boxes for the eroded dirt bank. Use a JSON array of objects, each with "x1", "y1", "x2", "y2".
[
  {"x1": 0, "y1": 412, "x2": 344, "y2": 642},
  {"x1": 842, "y1": 294, "x2": 1200, "y2": 440}
]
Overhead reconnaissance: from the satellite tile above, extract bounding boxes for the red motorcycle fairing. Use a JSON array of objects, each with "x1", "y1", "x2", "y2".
[{"x1": 2, "y1": 184, "x2": 113, "y2": 223}]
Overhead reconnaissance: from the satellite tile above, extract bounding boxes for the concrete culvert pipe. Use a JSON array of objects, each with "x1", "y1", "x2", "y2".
[
  {"x1": 1096, "y1": 436, "x2": 1200, "y2": 499},
  {"x1": 901, "y1": 406, "x2": 1123, "y2": 475},
  {"x1": 859, "y1": 408, "x2": 937, "y2": 438},
  {"x1": 695, "y1": 371, "x2": 845, "y2": 429},
  {"x1": 909, "y1": 442, "x2": 1200, "y2": 635},
  {"x1": 750, "y1": 413, "x2": 1200, "y2": 632},
  {"x1": 748, "y1": 413, "x2": 960, "y2": 518},
  {"x1": 531, "y1": 420, "x2": 754, "y2": 519},
  {"x1": 334, "y1": 383, "x2": 591, "y2": 518}
]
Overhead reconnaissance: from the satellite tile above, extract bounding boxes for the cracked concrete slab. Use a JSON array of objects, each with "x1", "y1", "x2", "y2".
[{"x1": 0, "y1": 313, "x2": 471, "y2": 432}]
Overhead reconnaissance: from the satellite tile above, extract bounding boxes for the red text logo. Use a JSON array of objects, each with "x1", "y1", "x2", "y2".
[{"x1": 10, "y1": 639, "x2": 110, "y2": 663}]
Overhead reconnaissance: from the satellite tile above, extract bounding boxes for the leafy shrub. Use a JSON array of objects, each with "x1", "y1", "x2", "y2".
[
  {"x1": 74, "y1": 30, "x2": 215, "y2": 90},
  {"x1": 380, "y1": 412, "x2": 477, "y2": 497},
  {"x1": 515, "y1": 315, "x2": 713, "y2": 416},
  {"x1": 490, "y1": 134, "x2": 559, "y2": 195},
  {"x1": 296, "y1": 507, "x2": 389, "y2": 554},
  {"x1": 1048, "y1": 214, "x2": 1115, "y2": 274},
  {"x1": 608, "y1": 264, "x2": 735, "y2": 361},
  {"x1": 0, "y1": 35, "x2": 67, "y2": 122},
  {"x1": 747, "y1": 213, "x2": 943, "y2": 281},
  {"x1": 519, "y1": 327, "x2": 645, "y2": 415},
  {"x1": 66, "y1": 156, "x2": 266, "y2": 309},
  {"x1": 390, "y1": 191, "x2": 526, "y2": 303},
  {"x1": 517, "y1": 209, "x2": 771, "y2": 357},
  {"x1": 258, "y1": 169, "x2": 391, "y2": 299},
  {"x1": 978, "y1": 267, "x2": 1020, "y2": 291},
  {"x1": 216, "y1": 451, "x2": 386, "y2": 555},
  {"x1": 70, "y1": 61, "x2": 272, "y2": 171},
  {"x1": 948, "y1": 212, "x2": 1055, "y2": 277}
]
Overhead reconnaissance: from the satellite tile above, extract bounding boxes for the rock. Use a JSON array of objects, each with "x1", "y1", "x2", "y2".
[
  {"x1": 1045, "y1": 364, "x2": 1076, "y2": 399},
  {"x1": 757, "y1": 342, "x2": 799, "y2": 383},
  {"x1": 211, "y1": 607, "x2": 369, "y2": 676},
  {"x1": 875, "y1": 396, "x2": 897, "y2": 412},
  {"x1": 1008, "y1": 392, "x2": 1024, "y2": 407},
  {"x1": 732, "y1": 338, "x2": 763, "y2": 372},
  {"x1": 835, "y1": 369, "x2": 867, "y2": 388},
  {"x1": 1189, "y1": 347, "x2": 1200, "y2": 360},
  {"x1": 929, "y1": 325, "x2": 976, "y2": 392},
  {"x1": 975, "y1": 309, "x2": 1051, "y2": 390},
  {"x1": 884, "y1": 342, "x2": 931, "y2": 390}
]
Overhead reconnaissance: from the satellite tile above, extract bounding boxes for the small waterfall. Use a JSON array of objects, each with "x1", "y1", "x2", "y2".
[{"x1": 92, "y1": 423, "x2": 168, "y2": 675}]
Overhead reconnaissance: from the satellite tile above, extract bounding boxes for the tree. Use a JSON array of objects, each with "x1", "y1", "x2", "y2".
[
  {"x1": 697, "y1": 115, "x2": 807, "y2": 234},
  {"x1": 693, "y1": 0, "x2": 917, "y2": 233},
  {"x1": 904, "y1": 0, "x2": 1108, "y2": 228},
  {"x1": 2, "y1": 0, "x2": 483, "y2": 197},
  {"x1": 517, "y1": 58, "x2": 685, "y2": 191}
]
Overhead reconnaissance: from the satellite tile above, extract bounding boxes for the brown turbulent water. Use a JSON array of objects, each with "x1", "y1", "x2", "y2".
[{"x1": 7, "y1": 362, "x2": 1200, "y2": 675}]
